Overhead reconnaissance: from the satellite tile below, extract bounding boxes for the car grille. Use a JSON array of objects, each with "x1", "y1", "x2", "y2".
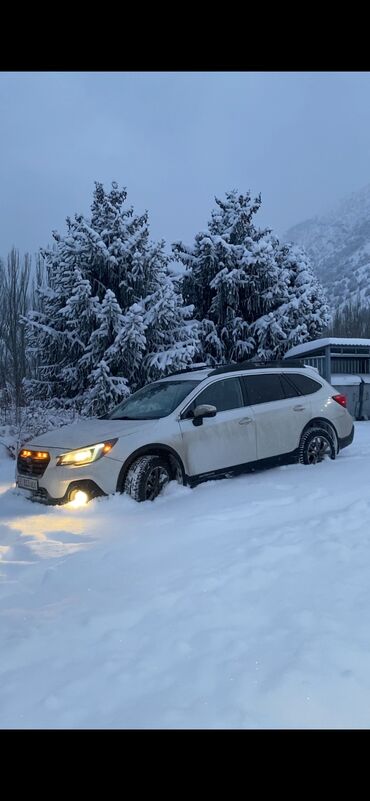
[
  {"x1": 17, "y1": 451, "x2": 50, "y2": 477},
  {"x1": 29, "y1": 487, "x2": 49, "y2": 503}
]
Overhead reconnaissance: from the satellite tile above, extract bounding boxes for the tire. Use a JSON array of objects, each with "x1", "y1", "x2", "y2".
[
  {"x1": 299, "y1": 425, "x2": 336, "y2": 466},
  {"x1": 124, "y1": 455, "x2": 172, "y2": 502}
]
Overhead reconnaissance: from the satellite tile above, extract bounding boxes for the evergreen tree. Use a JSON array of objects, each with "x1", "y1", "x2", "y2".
[
  {"x1": 25, "y1": 182, "x2": 199, "y2": 411},
  {"x1": 173, "y1": 190, "x2": 329, "y2": 363},
  {"x1": 87, "y1": 190, "x2": 199, "y2": 390},
  {"x1": 82, "y1": 359, "x2": 129, "y2": 417},
  {"x1": 58, "y1": 268, "x2": 101, "y2": 398},
  {"x1": 105, "y1": 302, "x2": 147, "y2": 389},
  {"x1": 82, "y1": 289, "x2": 125, "y2": 372},
  {"x1": 25, "y1": 234, "x2": 77, "y2": 401},
  {"x1": 257, "y1": 244, "x2": 331, "y2": 359},
  {"x1": 139, "y1": 241, "x2": 198, "y2": 384},
  {"x1": 89, "y1": 182, "x2": 151, "y2": 308},
  {"x1": 25, "y1": 220, "x2": 101, "y2": 402}
]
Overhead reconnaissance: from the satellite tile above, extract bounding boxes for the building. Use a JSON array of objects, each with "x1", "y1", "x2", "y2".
[{"x1": 283, "y1": 338, "x2": 370, "y2": 419}]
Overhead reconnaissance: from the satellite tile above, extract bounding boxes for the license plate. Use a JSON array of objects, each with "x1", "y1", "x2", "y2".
[{"x1": 17, "y1": 476, "x2": 38, "y2": 491}]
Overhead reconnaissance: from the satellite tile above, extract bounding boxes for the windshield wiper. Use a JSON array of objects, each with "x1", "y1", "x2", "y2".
[{"x1": 111, "y1": 416, "x2": 139, "y2": 420}]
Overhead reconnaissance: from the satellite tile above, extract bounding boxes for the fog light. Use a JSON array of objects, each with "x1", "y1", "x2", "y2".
[{"x1": 69, "y1": 489, "x2": 89, "y2": 507}]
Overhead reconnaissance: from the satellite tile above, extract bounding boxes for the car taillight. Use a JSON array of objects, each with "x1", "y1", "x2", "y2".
[{"x1": 332, "y1": 394, "x2": 347, "y2": 408}]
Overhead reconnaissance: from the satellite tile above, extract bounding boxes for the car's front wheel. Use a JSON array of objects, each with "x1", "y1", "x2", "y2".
[
  {"x1": 124, "y1": 455, "x2": 173, "y2": 502},
  {"x1": 299, "y1": 426, "x2": 336, "y2": 465}
]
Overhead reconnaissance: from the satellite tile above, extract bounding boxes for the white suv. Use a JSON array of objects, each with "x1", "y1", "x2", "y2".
[{"x1": 16, "y1": 361, "x2": 354, "y2": 505}]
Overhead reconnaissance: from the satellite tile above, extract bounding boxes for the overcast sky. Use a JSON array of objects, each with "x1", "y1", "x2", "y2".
[{"x1": 1, "y1": 71, "x2": 370, "y2": 260}]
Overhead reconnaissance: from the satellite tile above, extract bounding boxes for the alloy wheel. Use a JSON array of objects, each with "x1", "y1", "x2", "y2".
[
  {"x1": 306, "y1": 435, "x2": 332, "y2": 464},
  {"x1": 145, "y1": 466, "x2": 170, "y2": 500}
]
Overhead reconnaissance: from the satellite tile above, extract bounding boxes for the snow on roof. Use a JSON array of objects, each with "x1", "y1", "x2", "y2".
[
  {"x1": 331, "y1": 374, "x2": 370, "y2": 385},
  {"x1": 331, "y1": 374, "x2": 362, "y2": 386},
  {"x1": 284, "y1": 338, "x2": 370, "y2": 359},
  {"x1": 160, "y1": 369, "x2": 209, "y2": 382}
]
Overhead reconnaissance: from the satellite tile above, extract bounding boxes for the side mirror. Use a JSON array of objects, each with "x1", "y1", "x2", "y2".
[{"x1": 192, "y1": 404, "x2": 217, "y2": 426}]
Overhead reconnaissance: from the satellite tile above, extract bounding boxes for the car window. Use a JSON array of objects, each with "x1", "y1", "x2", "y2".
[
  {"x1": 107, "y1": 380, "x2": 201, "y2": 419},
  {"x1": 242, "y1": 374, "x2": 285, "y2": 405},
  {"x1": 286, "y1": 373, "x2": 322, "y2": 396},
  {"x1": 280, "y1": 374, "x2": 300, "y2": 398},
  {"x1": 190, "y1": 377, "x2": 244, "y2": 413}
]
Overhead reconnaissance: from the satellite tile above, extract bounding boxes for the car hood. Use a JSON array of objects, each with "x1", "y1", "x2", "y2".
[{"x1": 26, "y1": 418, "x2": 156, "y2": 451}]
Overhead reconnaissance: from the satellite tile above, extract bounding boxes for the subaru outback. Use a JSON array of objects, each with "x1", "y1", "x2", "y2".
[{"x1": 16, "y1": 360, "x2": 354, "y2": 505}]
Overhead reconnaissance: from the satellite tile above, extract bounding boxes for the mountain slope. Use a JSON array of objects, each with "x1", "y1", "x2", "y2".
[{"x1": 285, "y1": 184, "x2": 370, "y2": 309}]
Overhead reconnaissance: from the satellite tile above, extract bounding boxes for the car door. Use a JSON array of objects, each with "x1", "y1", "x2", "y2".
[
  {"x1": 178, "y1": 376, "x2": 257, "y2": 476},
  {"x1": 241, "y1": 372, "x2": 312, "y2": 459}
]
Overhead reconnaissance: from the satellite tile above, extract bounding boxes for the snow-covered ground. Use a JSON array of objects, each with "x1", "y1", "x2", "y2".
[{"x1": 1, "y1": 425, "x2": 370, "y2": 729}]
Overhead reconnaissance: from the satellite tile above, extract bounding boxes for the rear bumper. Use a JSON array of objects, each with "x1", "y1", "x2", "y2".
[{"x1": 338, "y1": 424, "x2": 354, "y2": 451}]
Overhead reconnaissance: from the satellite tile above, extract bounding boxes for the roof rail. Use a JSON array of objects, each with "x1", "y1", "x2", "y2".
[
  {"x1": 208, "y1": 359, "x2": 305, "y2": 376},
  {"x1": 165, "y1": 364, "x2": 210, "y2": 378}
]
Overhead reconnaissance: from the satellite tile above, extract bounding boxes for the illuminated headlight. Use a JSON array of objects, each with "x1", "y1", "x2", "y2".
[{"x1": 56, "y1": 439, "x2": 117, "y2": 467}]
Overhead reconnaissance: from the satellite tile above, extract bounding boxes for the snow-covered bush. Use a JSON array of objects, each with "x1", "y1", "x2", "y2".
[{"x1": 0, "y1": 402, "x2": 85, "y2": 459}]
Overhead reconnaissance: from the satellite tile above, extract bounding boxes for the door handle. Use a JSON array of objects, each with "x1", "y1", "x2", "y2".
[
  {"x1": 293, "y1": 405, "x2": 306, "y2": 411},
  {"x1": 239, "y1": 417, "x2": 253, "y2": 425}
]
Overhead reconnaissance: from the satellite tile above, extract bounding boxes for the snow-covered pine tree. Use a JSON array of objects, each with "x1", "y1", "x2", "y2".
[
  {"x1": 104, "y1": 302, "x2": 147, "y2": 390},
  {"x1": 25, "y1": 224, "x2": 86, "y2": 401},
  {"x1": 173, "y1": 189, "x2": 329, "y2": 364},
  {"x1": 84, "y1": 185, "x2": 199, "y2": 388},
  {"x1": 25, "y1": 182, "x2": 199, "y2": 411},
  {"x1": 81, "y1": 289, "x2": 125, "y2": 373},
  {"x1": 252, "y1": 243, "x2": 330, "y2": 360},
  {"x1": 173, "y1": 191, "x2": 282, "y2": 363},
  {"x1": 24, "y1": 212, "x2": 106, "y2": 404},
  {"x1": 89, "y1": 182, "x2": 151, "y2": 309},
  {"x1": 80, "y1": 183, "x2": 198, "y2": 391},
  {"x1": 82, "y1": 359, "x2": 129, "y2": 417},
  {"x1": 138, "y1": 240, "x2": 198, "y2": 385},
  {"x1": 58, "y1": 268, "x2": 101, "y2": 399}
]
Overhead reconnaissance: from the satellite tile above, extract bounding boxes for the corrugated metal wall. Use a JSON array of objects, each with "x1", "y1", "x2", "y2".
[{"x1": 331, "y1": 378, "x2": 370, "y2": 420}]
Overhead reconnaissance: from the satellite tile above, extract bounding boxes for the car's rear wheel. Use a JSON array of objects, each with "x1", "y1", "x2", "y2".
[
  {"x1": 299, "y1": 426, "x2": 336, "y2": 465},
  {"x1": 124, "y1": 455, "x2": 173, "y2": 502}
]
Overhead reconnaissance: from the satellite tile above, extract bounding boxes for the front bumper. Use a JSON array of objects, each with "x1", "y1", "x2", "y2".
[
  {"x1": 16, "y1": 450, "x2": 123, "y2": 504},
  {"x1": 22, "y1": 479, "x2": 107, "y2": 505}
]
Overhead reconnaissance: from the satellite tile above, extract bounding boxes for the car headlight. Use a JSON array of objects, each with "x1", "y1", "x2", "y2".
[{"x1": 56, "y1": 439, "x2": 117, "y2": 467}]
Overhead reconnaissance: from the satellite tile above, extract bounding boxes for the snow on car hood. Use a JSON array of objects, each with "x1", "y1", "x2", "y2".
[{"x1": 26, "y1": 418, "x2": 156, "y2": 451}]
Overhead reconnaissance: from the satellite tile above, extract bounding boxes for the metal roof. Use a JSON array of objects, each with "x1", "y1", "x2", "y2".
[{"x1": 284, "y1": 338, "x2": 370, "y2": 359}]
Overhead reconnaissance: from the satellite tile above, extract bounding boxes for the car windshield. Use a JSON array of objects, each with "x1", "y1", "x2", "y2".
[{"x1": 106, "y1": 380, "x2": 201, "y2": 420}]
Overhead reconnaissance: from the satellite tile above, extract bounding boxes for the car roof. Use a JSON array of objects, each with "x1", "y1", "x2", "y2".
[
  {"x1": 160, "y1": 370, "x2": 210, "y2": 382},
  {"x1": 158, "y1": 362, "x2": 320, "y2": 383}
]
